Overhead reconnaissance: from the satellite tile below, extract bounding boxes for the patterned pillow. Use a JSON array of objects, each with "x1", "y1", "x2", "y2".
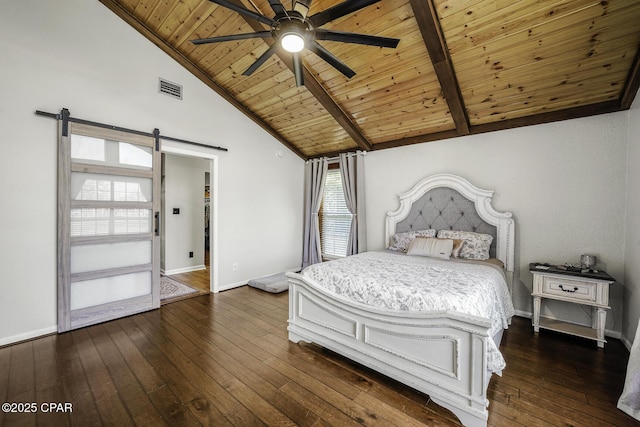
[
  {"x1": 437, "y1": 230, "x2": 493, "y2": 260},
  {"x1": 389, "y1": 229, "x2": 436, "y2": 252}
]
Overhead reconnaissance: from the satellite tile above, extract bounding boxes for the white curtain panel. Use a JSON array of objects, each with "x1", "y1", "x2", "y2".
[
  {"x1": 619, "y1": 320, "x2": 640, "y2": 421},
  {"x1": 339, "y1": 152, "x2": 367, "y2": 256},
  {"x1": 302, "y1": 157, "x2": 328, "y2": 268}
]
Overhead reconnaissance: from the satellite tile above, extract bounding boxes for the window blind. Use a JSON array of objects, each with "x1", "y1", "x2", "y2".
[{"x1": 321, "y1": 168, "x2": 352, "y2": 258}]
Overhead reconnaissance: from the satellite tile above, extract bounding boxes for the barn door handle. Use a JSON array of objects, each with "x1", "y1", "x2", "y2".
[{"x1": 154, "y1": 211, "x2": 160, "y2": 236}]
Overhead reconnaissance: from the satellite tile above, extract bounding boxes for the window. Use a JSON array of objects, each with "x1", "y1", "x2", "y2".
[{"x1": 321, "y1": 167, "x2": 352, "y2": 258}]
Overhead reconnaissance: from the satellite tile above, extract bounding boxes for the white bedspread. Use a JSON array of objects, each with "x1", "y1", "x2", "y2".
[{"x1": 302, "y1": 251, "x2": 515, "y2": 373}]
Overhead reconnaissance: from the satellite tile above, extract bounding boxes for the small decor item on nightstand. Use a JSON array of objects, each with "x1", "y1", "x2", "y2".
[{"x1": 581, "y1": 254, "x2": 597, "y2": 271}]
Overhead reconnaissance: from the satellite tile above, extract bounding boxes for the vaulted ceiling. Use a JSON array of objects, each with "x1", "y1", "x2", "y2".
[{"x1": 100, "y1": 0, "x2": 640, "y2": 160}]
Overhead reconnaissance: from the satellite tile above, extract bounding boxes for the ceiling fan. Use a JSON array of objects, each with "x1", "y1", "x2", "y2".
[{"x1": 191, "y1": 0, "x2": 400, "y2": 86}]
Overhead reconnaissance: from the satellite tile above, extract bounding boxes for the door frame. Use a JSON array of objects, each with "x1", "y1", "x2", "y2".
[{"x1": 161, "y1": 140, "x2": 219, "y2": 293}]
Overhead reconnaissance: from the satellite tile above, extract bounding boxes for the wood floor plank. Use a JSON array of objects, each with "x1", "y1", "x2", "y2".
[
  {"x1": 265, "y1": 355, "x2": 402, "y2": 427},
  {"x1": 71, "y1": 328, "x2": 118, "y2": 402},
  {"x1": 0, "y1": 287, "x2": 636, "y2": 427},
  {"x1": 94, "y1": 393, "x2": 135, "y2": 427},
  {"x1": 3, "y1": 341, "x2": 36, "y2": 427},
  {"x1": 3, "y1": 388, "x2": 36, "y2": 427},
  {"x1": 141, "y1": 310, "x2": 296, "y2": 425},
  {"x1": 116, "y1": 316, "x2": 202, "y2": 404},
  {"x1": 7, "y1": 341, "x2": 34, "y2": 400},
  {"x1": 147, "y1": 385, "x2": 210, "y2": 427},
  {"x1": 101, "y1": 320, "x2": 165, "y2": 393},
  {"x1": 87, "y1": 324, "x2": 167, "y2": 426},
  {"x1": 354, "y1": 390, "x2": 456, "y2": 427},
  {"x1": 162, "y1": 304, "x2": 291, "y2": 389},
  {"x1": 131, "y1": 310, "x2": 266, "y2": 426},
  {"x1": 121, "y1": 314, "x2": 253, "y2": 425},
  {"x1": 53, "y1": 332, "x2": 102, "y2": 426},
  {"x1": 33, "y1": 336, "x2": 70, "y2": 427},
  {"x1": 0, "y1": 345, "x2": 11, "y2": 425},
  {"x1": 118, "y1": 317, "x2": 234, "y2": 425},
  {"x1": 279, "y1": 380, "x2": 372, "y2": 426},
  {"x1": 157, "y1": 306, "x2": 318, "y2": 426}
]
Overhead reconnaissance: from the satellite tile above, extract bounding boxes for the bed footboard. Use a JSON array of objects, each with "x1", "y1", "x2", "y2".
[{"x1": 287, "y1": 272, "x2": 493, "y2": 427}]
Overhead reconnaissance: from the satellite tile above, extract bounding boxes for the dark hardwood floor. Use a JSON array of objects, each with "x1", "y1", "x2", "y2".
[{"x1": 0, "y1": 286, "x2": 636, "y2": 426}]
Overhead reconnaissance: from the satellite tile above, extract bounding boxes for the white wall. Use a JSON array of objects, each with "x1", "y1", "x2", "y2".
[
  {"x1": 624, "y1": 95, "x2": 640, "y2": 347},
  {"x1": 0, "y1": 0, "x2": 303, "y2": 345},
  {"x1": 162, "y1": 154, "x2": 209, "y2": 274},
  {"x1": 365, "y1": 112, "x2": 629, "y2": 337}
]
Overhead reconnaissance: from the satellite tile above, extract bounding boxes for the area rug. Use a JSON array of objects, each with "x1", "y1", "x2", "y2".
[{"x1": 160, "y1": 276, "x2": 198, "y2": 300}]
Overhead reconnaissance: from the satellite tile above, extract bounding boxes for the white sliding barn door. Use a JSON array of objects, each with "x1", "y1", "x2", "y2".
[{"x1": 58, "y1": 122, "x2": 161, "y2": 332}]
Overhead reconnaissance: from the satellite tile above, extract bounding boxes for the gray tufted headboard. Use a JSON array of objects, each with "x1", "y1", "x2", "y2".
[
  {"x1": 385, "y1": 174, "x2": 515, "y2": 279},
  {"x1": 395, "y1": 187, "x2": 498, "y2": 258}
]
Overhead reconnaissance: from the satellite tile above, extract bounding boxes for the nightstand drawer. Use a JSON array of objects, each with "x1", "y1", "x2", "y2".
[{"x1": 541, "y1": 276, "x2": 596, "y2": 303}]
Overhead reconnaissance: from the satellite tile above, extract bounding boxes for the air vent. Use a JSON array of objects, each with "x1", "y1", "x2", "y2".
[{"x1": 158, "y1": 78, "x2": 182, "y2": 100}]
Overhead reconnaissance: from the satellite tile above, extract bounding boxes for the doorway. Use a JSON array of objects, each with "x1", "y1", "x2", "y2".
[{"x1": 160, "y1": 141, "x2": 219, "y2": 296}]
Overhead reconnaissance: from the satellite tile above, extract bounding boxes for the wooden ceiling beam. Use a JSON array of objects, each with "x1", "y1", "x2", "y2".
[
  {"x1": 284, "y1": 58, "x2": 372, "y2": 152},
  {"x1": 234, "y1": 0, "x2": 372, "y2": 152},
  {"x1": 98, "y1": 0, "x2": 309, "y2": 160},
  {"x1": 409, "y1": 0, "x2": 469, "y2": 135},
  {"x1": 620, "y1": 47, "x2": 640, "y2": 110}
]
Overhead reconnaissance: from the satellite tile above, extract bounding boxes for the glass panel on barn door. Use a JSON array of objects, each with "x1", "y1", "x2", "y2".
[{"x1": 58, "y1": 121, "x2": 160, "y2": 332}]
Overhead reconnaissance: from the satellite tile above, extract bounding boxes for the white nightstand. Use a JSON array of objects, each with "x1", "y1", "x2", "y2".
[{"x1": 530, "y1": 264, "x2": 614, "y2": 348}]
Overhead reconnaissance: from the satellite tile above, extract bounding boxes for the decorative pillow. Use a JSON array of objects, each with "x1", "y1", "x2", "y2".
[
  {"x1": 389, "y1": 229, "x2": 436, "y2": 252},
  {"x1": 437, "y1": 230, "x2": 493, "y2": 260},
  {"x1": 407, "y1": 237, "x2": 454, "y2": 260}
]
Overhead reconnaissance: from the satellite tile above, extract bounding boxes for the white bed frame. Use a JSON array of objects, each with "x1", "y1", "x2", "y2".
[{"x1": 287, "y1": 174, "x2": 515, "y2": 427}]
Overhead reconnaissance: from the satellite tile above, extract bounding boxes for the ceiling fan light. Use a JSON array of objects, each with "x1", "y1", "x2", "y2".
[{"x1": 281, "y1": 33, "x2": 305, "y2": 53}]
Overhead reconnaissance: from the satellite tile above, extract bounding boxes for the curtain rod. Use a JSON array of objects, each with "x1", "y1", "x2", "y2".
[
  {"x1": 35, "y1": 109, "x2": 228, "y2": 152},
  {"x1": 307, "y1": 151, "x2": 366, "y2": 163}
]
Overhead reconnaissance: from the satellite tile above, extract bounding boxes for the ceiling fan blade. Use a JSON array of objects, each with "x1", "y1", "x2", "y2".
[
  {"x1": 243, "y1": 44, "x2": 278, "y2": 76},
  {"x1": 308, "y1": 41, "x2": 356, "y2": 78},
  {"x1": 315, "y1": 29, "x2": 399, "y2": 48},
  {"x1": 310, "y1": 0, "x2": 381, "y2": 27},
  {"x1": 208, "y1": 0, "x2": 276, "y2": 26},
  {"x1": 293, "y1": 0, "x2": 312, "y2": 18},
  {"x1": 292, "y1": 52, "x2": 305, "y2": 87},
  {"x1": 267, "y1": 0, "x2": 286, "y2": 16},
  {"x1": 191, "y1": 31, "x2": 272, "y2": 45}
]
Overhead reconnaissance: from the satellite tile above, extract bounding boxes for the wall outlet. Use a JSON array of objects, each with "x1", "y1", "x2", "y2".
[
  {"x1": 189, "y1": 251, "x2": 193, "y2": 258},
  {"x1": 232, "y1": 262, "x2": 238, "y2": 271}
]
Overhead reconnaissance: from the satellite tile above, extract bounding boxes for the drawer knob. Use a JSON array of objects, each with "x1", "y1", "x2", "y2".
[{"x1": 559, "y1": 284, "x2": 579, "y2": 293}]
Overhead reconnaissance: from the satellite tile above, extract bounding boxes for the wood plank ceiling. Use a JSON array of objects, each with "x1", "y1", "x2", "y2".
[{"x1": 100, "y1": 0, "x2": 640, "y2": 159}]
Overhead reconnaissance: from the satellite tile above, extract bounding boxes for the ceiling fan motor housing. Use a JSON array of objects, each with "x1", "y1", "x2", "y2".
[{"x1": 273, "y1": 14, "x2": 315, "y2": 52}]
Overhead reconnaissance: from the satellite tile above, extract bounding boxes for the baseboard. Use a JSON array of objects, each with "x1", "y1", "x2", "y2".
[
  {"x1": 0, "y1": 325, "x2": 58, "y2": 348},
  {"x1": 162, "y1": 265, "x2": 206, "y2": 276},
  {"x1": 218, "y1": 267, "x2": 300, "y2": 292},
  {"x1": 218, "y1": 281, "x2": 247, "y2": 292}
]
